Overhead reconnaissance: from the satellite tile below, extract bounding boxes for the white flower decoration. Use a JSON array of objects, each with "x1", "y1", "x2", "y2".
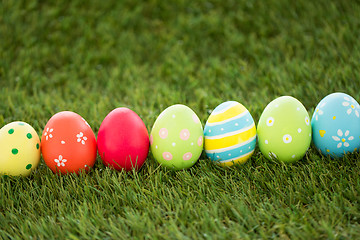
[
  {"x1": 77, "y1": 132, "x2": 87, "y2": 145},
  {"x1": 54, "y1": 155, "x2": 67, "y2": 167},
  {"x1": 342, "y1": 96, "x2": 360, "y2": 118},
  {"x1": 44, "y1": 128, "x2": 54, "y2": 140},
  {"x1": 305, "y1": 116, "x2": 310, "y2": 125},
  {"x1": 332, "y1": 129, "x2": 354, "y2": 148},
  {"x1": 314, "y1": 102, "x2": 326, "y2": 121},
  {"x1": 283, "y1": 134, "x2": 292, "y2": 143},
  {"x1": 266, "y1": 117, "x2": 274, "y2": 126}
]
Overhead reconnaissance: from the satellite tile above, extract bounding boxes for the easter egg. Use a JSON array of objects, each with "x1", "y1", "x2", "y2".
[
  {"x1": 204, "y1": 101, "x2": 256, "y2": 167},
  {"x1": 0, "y1": 121, "x2": 40, "y2": 176},
  {"x1": 150, "y1": 104, "x2": 204, "y2": 170},
  {"x1": 41, "y1": 111, "x2": 97, "y2": 174},
  {"x1": 311, "y1": 92, "x2": 360, "y2": 157},
  {"x1": 97, "y1": 108, "x2": 149, "y2": 171},
  {"x1": 257, "y1": 96, "x2": 312, "y2": 162}
]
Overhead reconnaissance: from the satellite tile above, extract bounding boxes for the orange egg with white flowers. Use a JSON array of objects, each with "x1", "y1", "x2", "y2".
[{"x1": 41, "y1": 111, "x2": 97, "y2": 174}]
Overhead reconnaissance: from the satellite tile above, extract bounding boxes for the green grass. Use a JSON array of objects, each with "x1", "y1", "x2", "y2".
[{"x1": 1, "y1": 0, "x2": 360, "y2": 239}]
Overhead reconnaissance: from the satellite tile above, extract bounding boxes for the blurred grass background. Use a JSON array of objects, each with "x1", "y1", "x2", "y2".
[{"x1": 0, "y1": 0, "x2": 360, "y2": 239}]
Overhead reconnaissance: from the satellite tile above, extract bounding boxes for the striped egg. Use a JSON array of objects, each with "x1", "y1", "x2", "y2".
[{"x1": 204, "y1": 101, "x2": 257, "y2": 167}]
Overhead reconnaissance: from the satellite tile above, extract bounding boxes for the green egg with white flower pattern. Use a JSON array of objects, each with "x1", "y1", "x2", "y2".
[
  {"x1": 257, "y1": 96, "x2": 312, "y2": 162},
  {"x1": 150, "y1": 104, "x2": 204, "y2": 170}
]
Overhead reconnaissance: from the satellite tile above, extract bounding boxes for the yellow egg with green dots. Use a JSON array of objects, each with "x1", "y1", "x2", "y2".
[{"x1": 0, "y1": 121, "x2": 41, "y2": 176}]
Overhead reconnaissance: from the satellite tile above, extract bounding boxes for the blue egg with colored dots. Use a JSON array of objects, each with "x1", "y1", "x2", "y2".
[
  {"x1": 204, "y1": 101, "x2": 257, "y2": 167},
  {"x1": 311, "y1": 92, "x2": 360, "y2": 158}
]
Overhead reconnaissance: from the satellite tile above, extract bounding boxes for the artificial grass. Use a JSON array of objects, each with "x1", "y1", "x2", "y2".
[{"x1": 1, "y1": 0, "x2": 360, "y2": 239}]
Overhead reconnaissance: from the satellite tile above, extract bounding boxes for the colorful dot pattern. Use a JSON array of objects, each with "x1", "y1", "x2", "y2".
[
  {"x1": 150, "y1": 104, "x2": 204, "y2": 170},
  {"x1": 0, "y1": 121, "x2": 41, "y2": 176},
  {"x1": 12, "y1": 148, "x2": 18, "y2": 155}
]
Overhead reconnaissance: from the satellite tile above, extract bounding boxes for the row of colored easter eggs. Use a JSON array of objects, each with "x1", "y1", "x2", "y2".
[
  {"x1": 0, "y1": 92, "x2": 359, "y2": 176},
  {"x1": 0, "y1": 109, "x2": 150, "y2": 176}
]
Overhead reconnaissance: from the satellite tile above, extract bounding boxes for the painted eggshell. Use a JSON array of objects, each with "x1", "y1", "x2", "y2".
[
  {"x1": 0, "y1": 121, "x2": 40, "y2": 176},
  {"x1": 97, "y1": 108, "x2": 149, "y2": 171},
  {"x1": 204, "y1": 101, "x2": 256, "y2": 167},
  {"x1": 257, "y1": 96, "x2": 312, "y2": 162},
  {"x1": 150, "y1": 104, "x2": 204, "y2": 170},
  {"x1": 311, "y1": 92, "x2": 360, "y2": 157},
  {"x1": 41, "y1": 111, "x2": 97, "y2": 174}
]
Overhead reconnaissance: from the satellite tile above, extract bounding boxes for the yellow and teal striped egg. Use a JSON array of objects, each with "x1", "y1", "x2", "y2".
[{"x1": 204, "y1": 101, "x2": 257, "y2": 167}]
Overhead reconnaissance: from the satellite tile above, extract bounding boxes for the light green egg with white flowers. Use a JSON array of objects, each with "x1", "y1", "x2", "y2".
[{"x1": 257, "y1": 96, "x2": 312, "y2": 162}]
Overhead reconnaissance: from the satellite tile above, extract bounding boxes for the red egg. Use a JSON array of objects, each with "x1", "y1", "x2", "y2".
[
  {"x1": 97, "y1": 108, "x2": 149, "y2": 171},
  {"x1": 41, "y1": 111, "x2": 97, "y2": 174}
]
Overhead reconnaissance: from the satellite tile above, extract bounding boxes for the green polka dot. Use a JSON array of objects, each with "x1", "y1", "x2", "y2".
[
  {"x1": 27, "y1": 133, "x2": 32, "y2": 139},
  {"x1": 18, "y1": 122, "x2": 24, "y2": 126},
  {"x1": 26, "y1": 164, "x2": 32, "y2": 170},
  {"x1": 12, "y1": 148, "x2": 18, "y2": 155},
  {"x1": 8, "y1": 129, "x2": 14, "y2": 134},
  {"x1": 36, "y1": 143, "x2": 40, "y2": 149}
]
